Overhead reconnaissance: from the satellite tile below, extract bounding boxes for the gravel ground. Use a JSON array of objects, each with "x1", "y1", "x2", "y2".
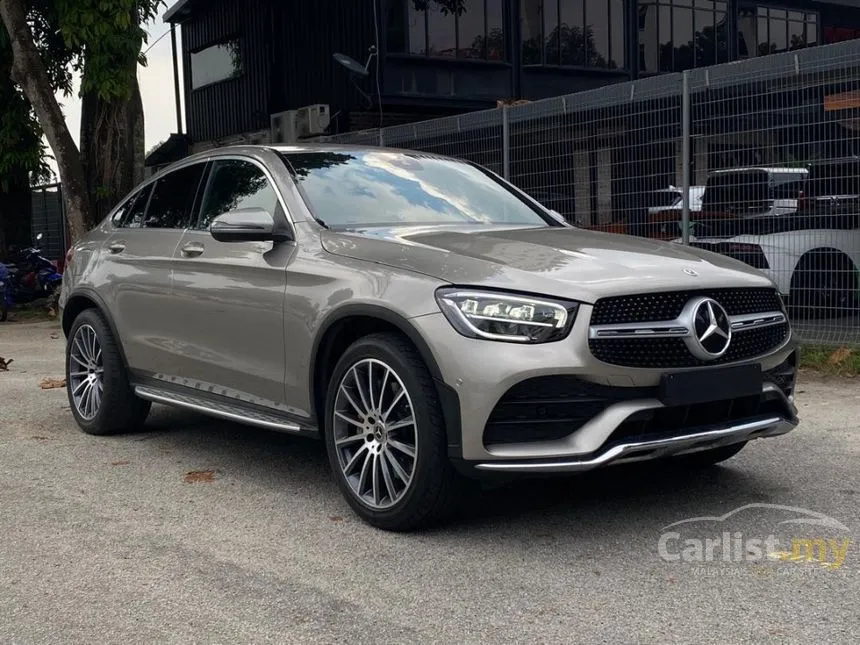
[{"x1": 1, "y1": 320, "x2": 858, "y2": 644}]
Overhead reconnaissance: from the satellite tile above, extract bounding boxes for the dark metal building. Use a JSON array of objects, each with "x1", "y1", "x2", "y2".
[{"x1": 148, "y1": 0, "x2": 860, "y2": 164}]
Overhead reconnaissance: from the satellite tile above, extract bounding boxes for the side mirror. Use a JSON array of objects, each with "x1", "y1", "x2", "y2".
[{"x1": 210, "y1": 208, "x2": 282, "y2": 243}]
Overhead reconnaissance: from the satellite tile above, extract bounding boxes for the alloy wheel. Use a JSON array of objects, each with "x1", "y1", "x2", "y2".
[
  {"x1": 69, "y1": 324, "x2": 104, "y2": 420},
  {"x1": 332, "y1": 358, "x2": 418, "y2": 510}
]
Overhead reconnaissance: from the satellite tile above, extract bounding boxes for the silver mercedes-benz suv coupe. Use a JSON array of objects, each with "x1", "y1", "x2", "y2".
[{"x1": 59, "y1": 145, "x2": 798, "y2": 531}]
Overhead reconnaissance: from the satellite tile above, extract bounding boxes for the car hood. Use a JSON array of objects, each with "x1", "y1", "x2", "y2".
[{"x1": 320, "y1": 225, "x2": 775, "y2": 303}]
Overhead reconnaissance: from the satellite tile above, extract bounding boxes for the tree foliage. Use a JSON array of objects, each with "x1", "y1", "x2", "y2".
[{"x1": 0, "y1": 0, "x2": 164, "y2": 242}]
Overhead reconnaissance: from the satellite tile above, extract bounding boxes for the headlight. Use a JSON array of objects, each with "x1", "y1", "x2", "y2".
[{"x1": 435, "y1": 288, "x2": 578, "y2": 343}]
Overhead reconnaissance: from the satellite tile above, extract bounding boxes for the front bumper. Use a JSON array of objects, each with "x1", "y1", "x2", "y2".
[
  {"x1": 411, "y1": 307, "x2": 798, "y2": 469},
  {"x1": 473, "y1": 413, "x2": 796, "y2": 473}
]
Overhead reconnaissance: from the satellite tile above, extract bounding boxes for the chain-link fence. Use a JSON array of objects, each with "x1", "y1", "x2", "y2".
[{"x1": 322, "y1": 39, "x2": 860, "y2": 346}]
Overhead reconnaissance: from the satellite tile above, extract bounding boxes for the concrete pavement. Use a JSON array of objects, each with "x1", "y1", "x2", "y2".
[{"x1": 0, "y1": 320, "x2": 858, "y2": 644}]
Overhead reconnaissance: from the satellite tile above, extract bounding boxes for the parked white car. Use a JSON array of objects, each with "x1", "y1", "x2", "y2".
[{"x1": 687, "y1": 218, "x2": 859, "y2": 316}]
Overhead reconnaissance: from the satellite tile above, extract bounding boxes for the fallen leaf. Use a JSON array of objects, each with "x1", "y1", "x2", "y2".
[
  {"x1": 0, "y1": 357, "x2": 12, "y2": 371},
  {"x1": 50, "y1": 333, "x2": 59, "y2": 340},
  {"x1": 111, "y1": 460, "x2": 130, "y2": 466},
  {"x1": 31, "y1": 436, "x2": 50, "y2": 441},
  {"x1": 40, "y1": 377, "x2": 66, "y2": 389},
  {"x1": 183, "y1": 470, "x2": 215, "y2": 483},
  {"x1": 329, "y1": 515, "x2": 344, "y2": 522},
  {"x1": 828, "y1": 347, "x2": 852, "y2": 365},
  {"x1": 47, "y1": 308, "x2": 57, "y2": 319}
]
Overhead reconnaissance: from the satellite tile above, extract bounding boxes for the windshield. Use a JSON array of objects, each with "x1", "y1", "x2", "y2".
[{"x1": 280, "y1": 150, "x2": 552, "y2": 229}]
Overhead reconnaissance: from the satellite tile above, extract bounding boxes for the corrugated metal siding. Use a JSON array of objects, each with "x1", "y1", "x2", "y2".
[
  {"x1": 272, "y1": 0, "x2": 376, "y2": 113},
  {"x1": 182, "y1": 0, "x2": 272, "y2": 142}
]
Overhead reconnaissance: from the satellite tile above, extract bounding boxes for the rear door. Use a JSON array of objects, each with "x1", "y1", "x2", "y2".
[
  {"x1": 167, "y1": 157, "x2": 296, "y2": 410},
  {"x1": 102, "y1": 161, "x2": 207, "y2": 378}
]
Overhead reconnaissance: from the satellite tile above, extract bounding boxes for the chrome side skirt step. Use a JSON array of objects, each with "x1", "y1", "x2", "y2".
[{"x1": 134, "y1": 384, "x2": 307, "y2": 434}]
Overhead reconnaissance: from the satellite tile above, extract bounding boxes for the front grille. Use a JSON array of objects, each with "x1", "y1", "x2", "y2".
[
  {"x1": 483, "y1": 376, "x2": 655, "y2": 446},
  {"x1": 608, "y1": 390, "x2": 792, "y2": 446},
  {"x1": 589, "y1": 322, "x2": 790, "y2": 368},
  {"x1": 590, "y1": 288, "x2": 783, "y2": 325}
]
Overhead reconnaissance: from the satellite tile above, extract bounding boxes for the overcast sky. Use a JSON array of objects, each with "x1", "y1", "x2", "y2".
[{"x1": 47, "y1": 5, "x2": 184, "y2": 177}]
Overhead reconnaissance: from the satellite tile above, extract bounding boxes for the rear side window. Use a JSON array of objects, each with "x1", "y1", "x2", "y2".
[
  {"x1": 196, "y1": 159, "x2": 278, "y2": 230},
  {"x1": 140, "y1": 163, "x2": 206, "y2": 229}
]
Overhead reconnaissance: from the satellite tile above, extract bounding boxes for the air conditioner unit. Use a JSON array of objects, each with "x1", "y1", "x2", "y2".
[
  {"x1": 270, "y1": 110, "x2": 298, "y2": 144},
  {"x1": 295, "y1": 104, "x2": 330, "y2": 138}
]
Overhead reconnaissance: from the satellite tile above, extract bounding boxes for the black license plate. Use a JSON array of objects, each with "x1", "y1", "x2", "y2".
[{"x1": 659, "y1": 364, "x2": 762, "y2": 407}]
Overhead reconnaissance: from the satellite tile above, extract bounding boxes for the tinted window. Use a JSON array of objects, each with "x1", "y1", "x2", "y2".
[
  {"x1": 647, "y1": 191, "x2": 682, "y2": 208},
  {"x1": 703, "y1": 171, "x2": 769, "y2": 211},
  {"x1": 807, "y1": 161, "x2": 860, "y2": 197},
  {"x1": 123, "y1": 184, "x2": 154, "y2": 228},
  {"x1": 191, "y1": 40, "x2": 242, "y2": 90},
  {"x1": 282, "y1": 151, "x2": 551, "y2": 229},
  {"x1": 197, "y1": 159, "x2": 279, "y2": 230},
  {"x1": 111, "y1": 190, "x2": 142, "y2": 227},
  {"x1": 142, "y1": 163, "x2": 206, "y2": 229}
]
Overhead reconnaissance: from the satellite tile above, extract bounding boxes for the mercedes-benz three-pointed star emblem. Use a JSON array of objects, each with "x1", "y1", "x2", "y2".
[{"x1": 690, "y1": 298, "x2": 732, "y2": 359}]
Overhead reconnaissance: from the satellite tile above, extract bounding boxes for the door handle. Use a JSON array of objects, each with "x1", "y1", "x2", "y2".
[
  {"x1": 180, "y1": 242, "x2": 205, "y2": 258},
  {"x1": 107, "y1": 242, "x2": 126, "y2": 254}
]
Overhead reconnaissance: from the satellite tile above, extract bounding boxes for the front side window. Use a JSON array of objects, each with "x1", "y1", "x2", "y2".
[
  {"x1": 122, "y1": 184, "x2": 153, "y2": 229},
  {"x1": 387, "y1": 0, "x2": 506, "y2": 61},
  {"x1": 282, "y1": 150, "x2": 553, "y2": 229},
  {"x1": 190, "y1": 40, "x2": 243, "y2": 90},
  {"x1": 141, "y1": 163, "x2": 206, "y2": 229},
  {"x1": 522, "y1": 0, "x2": 624, "y2": 69},
  {"x1": 197, "y1": 159, "x2": 279, "y2": 230}
]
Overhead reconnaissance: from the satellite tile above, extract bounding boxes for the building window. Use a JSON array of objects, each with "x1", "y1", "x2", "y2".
[
  {"x1": 387, "y1": 0, "x2": 506, "y2": 61},
  {"x1": 639, "y1": 1, "x2": 729, "y2": 74},
  {"x1": 190, "y1": 40, "x2": 242, "y2": 90},
  {"x1": 521, "y1": 0, "x2": 625, "y2": 69},
  {"x1": 737, "y1": 5, "x2": 818, "y2": 58}
]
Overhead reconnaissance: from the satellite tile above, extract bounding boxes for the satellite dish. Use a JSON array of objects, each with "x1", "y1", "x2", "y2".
[{"x1": 333, "y1": 52, "x2": 369, "y2": 77}]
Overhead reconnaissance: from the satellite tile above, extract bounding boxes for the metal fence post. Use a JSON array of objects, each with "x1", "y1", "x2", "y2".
[
  {"x1": 681, "y1": 70, "x2": 691, "y2": 245},
  {"x1": 502, "y1": 106, "x2": 510, "y2": 181},
  {"x1": 378, "y1": 129, "x2": 385, "y2": 147}
]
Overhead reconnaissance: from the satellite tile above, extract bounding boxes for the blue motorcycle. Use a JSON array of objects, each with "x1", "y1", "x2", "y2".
[{"x1": 1, "y1": 233, "x2": 63, "y2": 319}]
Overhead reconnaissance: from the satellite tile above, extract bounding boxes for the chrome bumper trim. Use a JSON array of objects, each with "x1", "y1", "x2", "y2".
[{"x1": 474, "y1": 415, "x2": 797, "y2": 473}]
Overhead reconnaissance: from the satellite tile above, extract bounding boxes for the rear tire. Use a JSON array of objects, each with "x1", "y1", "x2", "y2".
[
  {"x1": 66, "y1": 308, "x2": 150, "y2": 435},
  {"x1": 324, "y1": 332, "x2": 462, "y2": 531},
  {"x1": 789, "y1": 251, "x2": 858, "y2": 319},
  {"x1": 669, "y1": 442, "x2": 747, "y2": 468}
]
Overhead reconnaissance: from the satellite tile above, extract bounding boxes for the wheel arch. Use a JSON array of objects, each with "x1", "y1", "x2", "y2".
[
  {"x1": 790, "y1": 247, "x2": 858, "y2": 284},
  {"x1": 309, "y1": 305, "x2": 462, "y2": 456},
  {"x1": 62, "y1": 289, "x2": 130, "y2": 370}
]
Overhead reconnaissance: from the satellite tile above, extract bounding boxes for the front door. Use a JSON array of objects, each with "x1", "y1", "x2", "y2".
[{"x1": 168, "y1": 157, "x2": 296, "y2": 412}]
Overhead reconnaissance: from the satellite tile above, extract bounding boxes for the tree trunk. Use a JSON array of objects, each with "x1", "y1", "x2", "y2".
[
  {"x1": 0, "y1": 0, "x2": 91, "y2": 243},
  {"x1": 80, "y1": 76, "x2": 145, "y2": 223}
]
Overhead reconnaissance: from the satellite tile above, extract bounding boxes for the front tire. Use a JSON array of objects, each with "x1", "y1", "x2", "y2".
[
  {"x1": 324, "y1": 333, "x2": 462, "y2": 531},
  {"x1": 66, "y1": 308, "x2": 150, "y2": 435}
]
